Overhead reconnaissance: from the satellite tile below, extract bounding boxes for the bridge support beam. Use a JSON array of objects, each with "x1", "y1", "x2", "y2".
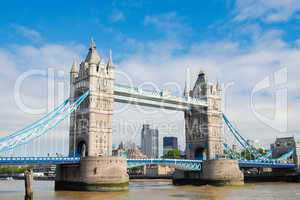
[
  {"x1": 173, "y1": 159, "x2": 244, "y2": 186},
  {"x1": 55, "y1": 156, "x2": 129, "y2": 191}
]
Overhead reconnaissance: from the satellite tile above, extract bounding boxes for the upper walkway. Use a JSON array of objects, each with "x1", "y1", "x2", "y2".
[{"x1": 114, "y1": 84, "x2": 207, "y2": 111}]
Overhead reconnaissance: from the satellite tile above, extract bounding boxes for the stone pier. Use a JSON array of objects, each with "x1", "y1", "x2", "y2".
[
  {"x1": 200, "y1": 159, "x2": 244, "y2": 185},
  {"x1": 55, "y1": 156, "x2": 129, "y2": 191},
  {"x1": 173, "y1": 159, "x2": 244, "y2": 186}
]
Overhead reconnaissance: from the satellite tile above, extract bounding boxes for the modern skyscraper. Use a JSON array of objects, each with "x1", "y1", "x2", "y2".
[
  {"x1": 163, "y1": 137, "x2": 178, "y2": 156},
  {"x1": 141, "y1": 124, "x2": 159, "y2": 158}
]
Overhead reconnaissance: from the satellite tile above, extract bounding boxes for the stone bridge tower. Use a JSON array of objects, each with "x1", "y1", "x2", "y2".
[
  {"x1": 56, "y1": 40, "x2": 128, "y2": 192},
  {"x1": 185, "y1": 71, "x2": 223, "y2": 160},
  {"x1": 69, "y1": 39, "x2": 114, "y2": 157}
]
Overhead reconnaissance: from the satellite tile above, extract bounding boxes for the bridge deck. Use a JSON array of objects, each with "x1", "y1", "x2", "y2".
[{"x1": 0, "y1": 157, "x2": 296, "y2": 170}]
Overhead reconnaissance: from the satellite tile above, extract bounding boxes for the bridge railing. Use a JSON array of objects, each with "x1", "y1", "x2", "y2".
[{"x1": 127, "y1": 158, "x2": 203, "y2": 171}]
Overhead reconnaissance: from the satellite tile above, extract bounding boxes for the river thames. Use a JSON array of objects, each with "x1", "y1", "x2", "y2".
[{"x1": 0, "y1": 180, "x2": 299, "y2": 200}]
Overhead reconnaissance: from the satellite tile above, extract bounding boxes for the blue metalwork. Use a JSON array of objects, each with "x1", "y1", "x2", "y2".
[
  {"x1": 127, "y1": 159, "x2": 202, "y2": 171},
  {"x1": 274, "y1": 149, "x2": 294, "y2": 161},
  {"x1": 0, "y1": 90, "x2": 89, "y2": 153},
  {"x1": 223, "y1": 143, "x2": 241, "y2": 160},
  {"x1": 0, "y1": 156, "x2": 80, "y2": 165},
  {"x1": 0, "y1": 99, "x2": 69, "y2": 142},
  {"x1": 0, "y1": 157, "x2": 295, "y2": 170},
  {"x1": 223, "y1": 114, "x2": 262, "y2": 159},
  {"x1": 223, "y1": 114, "x2": 295, "y2": 162},
  {"x1": 239, "y1": 160, "x2": 296, "y2": 169}
]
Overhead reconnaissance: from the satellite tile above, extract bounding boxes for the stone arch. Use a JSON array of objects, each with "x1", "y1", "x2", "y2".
[
  {"x1": 194, "y1": 147, "x2": 206, "y2": 160},
  {"x1": 77, "y1": 140, "x2": 88, "y2": 157}
]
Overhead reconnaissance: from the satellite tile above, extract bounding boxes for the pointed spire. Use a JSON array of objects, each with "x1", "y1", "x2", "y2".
[
  {"x1": 89, "y1": 38, "x2": 96, "y2": 50},
  {"x1": 107, "y1": 48, "x2": 114, "y2": 68},
  {"x1": 85, "y1": 38, "x2": 101, "y2": 64},
  {"x1": 70, "y1": 59, "x2": 78, "y2": 73},
  {"x1": 184, "y1": 67, "x2": 190, "y2": 98},
  {"x1": 183, "y1": 78, "x2": 188, "y2": 97},
  {"x1": 216, "y1": 80, "x2": 221, "y2": 93}
]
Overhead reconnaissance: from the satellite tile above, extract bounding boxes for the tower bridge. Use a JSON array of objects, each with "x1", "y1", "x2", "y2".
[{"x1": 0, "y1": 39, "x2": 298, "y2": 191}]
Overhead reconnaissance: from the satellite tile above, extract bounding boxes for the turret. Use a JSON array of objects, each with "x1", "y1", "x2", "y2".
[
  {"x1": 70, "y1": 60, "x2": 78, "y2": 101},
  {"x1": 106, "y1": 49, "x2": 115, "y2": 78},
  {"x1": 85, "y1": 38, "x2": 101, "y2": 77},
  {"x1": 192, "y1": 70, "x2": 208, "y2": 98},
  {"x1": 85, "y1": 38, "x2": 101, "y2": 65},
  {"x1": 183, "y1": 78, "x2": 191, "y2": 100},
  {"x1": 70, "y1": 60, "x2": 78, "y2": 80}
]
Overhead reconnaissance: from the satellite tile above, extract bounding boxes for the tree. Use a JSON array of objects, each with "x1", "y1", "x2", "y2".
[
  {"x1": 162, "y1": 149, "x2": 180, "y2": 159},
  {"x1": 241, "y1": 149, "x2": 255, "y2": 160},
  {"x1": 258, "y1": 148, "x2": 267, "y2": 156},
  {"x1": 240, "y1": 148, "x2": 267, "y2": 160}
]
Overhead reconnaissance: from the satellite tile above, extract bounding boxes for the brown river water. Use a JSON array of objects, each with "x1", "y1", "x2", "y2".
[{"x1": 0, "y1": 179, "x2": 299, "y2": 200}]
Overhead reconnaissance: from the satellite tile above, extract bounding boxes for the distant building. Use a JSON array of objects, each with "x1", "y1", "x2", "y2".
[
  {"x1": 163, "y1": 137, "x2": 178, "y2": 156},
  {"x1": 270, "y1": 136, "x2": 300, "y2": 168},
  {"x1": 127, "y1": 147, "x2": 148, "y2": 159},
  {"x1": 112, "y1": 142, "x2": 128, "y2": 158},
  {"x1": 145, "y1": 165, "x2": 174, "y2": 177},
  {"x1": 141, "y1": 124, "x2": 159, "y2": 158},
  {"x1": 113, "y1": 142, "x2": 147, "y2": 159}
]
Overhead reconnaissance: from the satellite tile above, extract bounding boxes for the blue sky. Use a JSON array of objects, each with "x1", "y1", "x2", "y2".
[
  {"x1": 1, "y1": 0, "x2": 299, "y2": 56},
  {"x1": 0, "y1": 0, "x2": 300, "y2": 155},
  {"x1": 0, "y1": 1, "x2": 231, "y2": 45}
]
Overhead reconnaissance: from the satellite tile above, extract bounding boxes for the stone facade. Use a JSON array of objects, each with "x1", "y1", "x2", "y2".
[
  {"x1": 185, "y1": 71, "x2": 223, "y2": 160},
  {"x1": 69, "y1": 40, "x2": 114, "y2": 157},
  {"x1": 56, "y1": 40, "x2": 128, "y2": 191}
]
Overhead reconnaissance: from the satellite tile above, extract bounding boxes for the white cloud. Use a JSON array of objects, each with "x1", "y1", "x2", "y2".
[
  {"x1": 12, "y1": 24, "x2": 43, "y2": 43},
  {"x1": 0, "y1": 43, "x2": 84, "y2": 133},
  {"x1": 0, "y1": 42, "x2": 86, "y2": 156},
  {"x1": 109, "y1": 10, "x2": 125, "y2": 22},
  {"x1": 144, "y1": 12, "x2": 191, "y2": 38},
  {"x1": 234, "y1": 0, "x2": 300, "y2": 22},
  {"x1": 114, "y1": 29, "x2": 300, "y2": 148}
]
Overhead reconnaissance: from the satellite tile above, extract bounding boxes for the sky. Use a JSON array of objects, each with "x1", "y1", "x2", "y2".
[{"x1": 0, "y1": 0, "x2": 300, "y2": 155}]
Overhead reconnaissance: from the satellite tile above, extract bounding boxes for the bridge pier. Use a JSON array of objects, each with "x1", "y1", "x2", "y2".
[
  {"x1": 173, "y1": 159, "x2": 244, "y2": 186},
  {"x1": 55, "y1": 156, "x2": 129, "y2": 191},
  {"x1": 200, "y1": 159, "x2": 244, "y2": 185}
]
